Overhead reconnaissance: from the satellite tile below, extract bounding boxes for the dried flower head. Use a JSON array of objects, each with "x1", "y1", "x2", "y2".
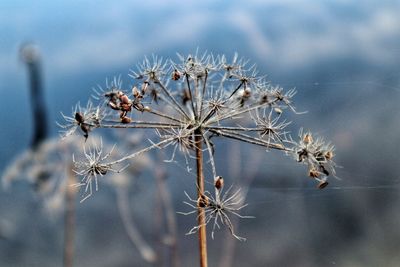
[
  {"x1": 293, "y1": 129, "x2": 336, "y2": 187},
  {"x1": 179, "y1": 184, "x2": 253, "y2": 241},
  {"x1": 58, "y1": 101, "x2": 105, "y2": 140},
  {"x1": 59, "y1": 50, "x2": 337, "y2": 243},
  {"x1": 72, "y1": 139, "x2": 124, "y2": 202},
  {"x1": 252, "y1": 109, "x2": 291, "y2": 146}
]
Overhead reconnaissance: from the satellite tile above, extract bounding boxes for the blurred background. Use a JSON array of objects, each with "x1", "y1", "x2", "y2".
[{"x1": 1, "y1": 0, "x2": 400, "y2": 266}]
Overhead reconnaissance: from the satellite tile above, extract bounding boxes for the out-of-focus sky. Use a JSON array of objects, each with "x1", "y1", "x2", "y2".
[
  {"x1": 1, "y1": 0, "x2": 400, "y2": 147},
  {"x1": 1, "y1": 1, "x2": 400, "y2": 266},
  {"x1": 2, "y1": 0, "x2": 400, "y2": 75}
]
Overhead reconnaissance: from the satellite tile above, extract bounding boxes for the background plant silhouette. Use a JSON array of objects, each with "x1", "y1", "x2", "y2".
[{"x1": 2, "y1": 45, "x2": 160, "y2": 267}]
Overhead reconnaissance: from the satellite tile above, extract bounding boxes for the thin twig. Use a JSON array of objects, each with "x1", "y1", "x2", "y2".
[
  {"x1": 186, "y1": 74, "x2": 197, "y2": 119},
  {"x1": 155, "y1": 80, "x2": 192, "y2": 120},
  {"x1": 209, "y1": 129, "x2": 288, "y2": 151},
  {"x1": 199, "y1": 71, "x2": 208, "y2": 117}
]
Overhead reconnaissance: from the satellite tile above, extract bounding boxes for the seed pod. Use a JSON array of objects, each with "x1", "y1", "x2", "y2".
[
  {"x1": 121, "y1": 116, "x2": 132, "y2": 124},
  {"x1": 80, "y1": 124, "x2": 89, "y2": 140},
  {"x1": 260, "y1": 94, "x2": 269, "y2": 104},
  {"x1": 75, "y1": 112, "x2": 84, "y2": 124},
  {"x1": 141, "y1": 82, "x2": 149, "y2": 95},
  {"x1": 95, "y1": 167, "x2": 108, "y2": 175},
  {"x1": 197, "y1": 194, "x2": 209, "y2": 208},
  {"x1": 325, "y1": 150, "x2": 334, "y2": 160},
  {"x1": 308, "y1": 168, "x2": 320, "y2": 178},
  {"x1": 314, "y1": 152, "x2": 326, "y2": 163},
  {"x1": 303, "y1": 133, "x2": 313, "y2": 144},
  {"x1": 242, "y1": 87, "x2": 251, "y2": 98},
  {"x1": 120, "y1": 103, "x2": 132, "y2": 112},
  {"x1": 317, "y1": 180, "x2": 329, "y2": 189},
  {"x1": 297, "y1": 149, "x2": 308, "y2": 162},
  {"x1": 149, "y1": 71, "x2": 156, "y2": 80},
  {"x1": 119, "y1": 93, "x2": 131, "y2": 105},
  {"x1": 131, "y1": 86, "x2": 140, "y2": 98},
  {"x1": 214, "y1": 176, "x2": 224, "y2": 190},
  {"x1": 143, "y1": 106, "x2": 151, "y2": 112},
  {"x1": 171, "y1": 69, "x2": 181, "y2": 81},
  {"x1": 274, "y1": 107, "x2": 283, "y2": 115}
]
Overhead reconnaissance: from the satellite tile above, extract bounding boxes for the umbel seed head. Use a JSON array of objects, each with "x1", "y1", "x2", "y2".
[{"x1": 59, "y1": 51, "x2": 337, "y2": 214}]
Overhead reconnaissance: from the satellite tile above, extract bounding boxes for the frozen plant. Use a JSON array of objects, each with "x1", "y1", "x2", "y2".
[
  {"x1": 179, "y1": 176, "x2": 253, "y2": 242},
  {"x1": 60, "y1": 51, "x2": 336, "y2": 267},
  {"x1": 3, "y1": 44, "x2": 157, "y2": 267}
]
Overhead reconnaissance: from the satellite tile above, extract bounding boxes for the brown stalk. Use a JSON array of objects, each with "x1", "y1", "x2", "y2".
[
  {"x1": 64, "y1": 163, "x2": 77, "y2": 267},
  {"x1": 195, "y1": 129, "x2": 208, "y2": 267}
]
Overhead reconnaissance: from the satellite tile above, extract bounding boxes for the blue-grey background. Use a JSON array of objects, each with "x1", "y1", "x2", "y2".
[{"x1": 1, "y1": 1, "x2": 400, "y2": 266}]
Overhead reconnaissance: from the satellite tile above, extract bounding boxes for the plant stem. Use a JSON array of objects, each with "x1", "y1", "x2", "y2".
[
  {"x1": 21, "y1": 44, "x2": 48, "y2": 150},
  {"x1": 195, "y1": 129, "x2": 208, "y2": 267},
  {"x1": 64, "y1": 164, "x2": 77, "y2": 267}
]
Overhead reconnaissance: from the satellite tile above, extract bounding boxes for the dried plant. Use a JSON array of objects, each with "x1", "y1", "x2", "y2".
[
  {"x1": 2, "y1": 135, "x2": 158, "y2": 264},
  {"x1": 179, "y1": 177, "x2": 253, "y2": 242},
  {"x1": 3, "y1": 44, "x2": 159, "y2": 267},
  {"x1": 60, "y1": 51, "x2": 336, "y2": 267}
]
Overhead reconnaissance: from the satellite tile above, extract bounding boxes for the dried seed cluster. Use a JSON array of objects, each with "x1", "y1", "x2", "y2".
[
  {"x1": 72, "y1": 140, "x2": 125, "y2": 202},
  {"x1": 59, "y1": 51, "x2": 337, "y2": 239},
  {"x1": 294, "y1": 129, "x2": 336, "y2": 188},
  {"x1": 179, "y1": 175, "x2": 252, "y2": 241}
]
